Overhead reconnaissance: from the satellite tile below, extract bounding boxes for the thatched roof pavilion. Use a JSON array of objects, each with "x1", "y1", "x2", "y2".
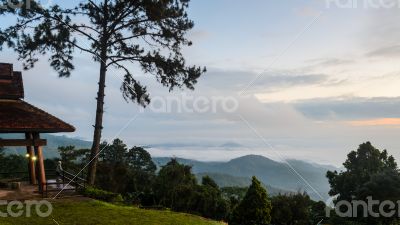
[{"x1": 0, "y1": 63, "x2": 75, "y2": 192}]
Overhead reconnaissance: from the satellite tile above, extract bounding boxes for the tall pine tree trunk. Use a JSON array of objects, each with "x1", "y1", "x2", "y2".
[
  {"x1": 87, "y1": 0, "x2": 109, "y2": 185},
  {"x1": 87, "y1": 52, "x2": 107, "y2": 185}
]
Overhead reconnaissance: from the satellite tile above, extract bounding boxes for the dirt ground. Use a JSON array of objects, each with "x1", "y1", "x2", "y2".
[{"x1": 0, "y1": 182, "x2": 42, "y2": 201}]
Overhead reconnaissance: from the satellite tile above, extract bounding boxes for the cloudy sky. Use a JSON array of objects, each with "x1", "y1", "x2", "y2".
[{"x1": 2, "y1": 0, "x2": 400, "y2": 166}]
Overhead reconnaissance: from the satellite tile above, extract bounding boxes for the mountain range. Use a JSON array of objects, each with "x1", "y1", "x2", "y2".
[
  {"x1": 1, "y1": 134, "x2": 336, "y2": 200},
  {"x1": 0, "y1": 134, "x2": 92, "y2": 158},
  {"x1": 153, "y1": 155, "x2": 335, "y2": 201}
]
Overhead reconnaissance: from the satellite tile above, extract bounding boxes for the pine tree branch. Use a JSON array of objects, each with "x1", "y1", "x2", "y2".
[
  {"x1": 108, "y1": 34, "x2": 144, "y2": 46},
  {"x1": 88, "y1": 0, "x2": 101, "y2": 11},
  {"x1": 37, "y1": 12, "x2": 99, "y2": 44},
  {"x1": 112, "y1": 18, "x2": 151, "y2": 33},
  {"x1": 73, "y1": 24, "x2": 101, "y2": 35},
  {"x1": 66, "y1": 40, "x2": 98, "y2": 57},
  {"x1": 108, "y1": 3, "x2": 140, "y2": 31},
  {"x1": 106, "y1": 56, "x2": 140, "y2": 68}
]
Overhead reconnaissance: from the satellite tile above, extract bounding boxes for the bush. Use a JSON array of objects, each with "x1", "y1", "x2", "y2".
[
  {"x1": 0, "y1": 180, "x2": 8, "y2": 188},
  {"x1": 81, "y1": 187, "x2": 123, "y2": 203},
  {"x1": 124, "y1": 192, "x2": 157, "y2": 207}
]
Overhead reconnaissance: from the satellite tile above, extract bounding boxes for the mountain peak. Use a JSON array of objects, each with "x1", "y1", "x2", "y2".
[{"x1": 229, "y1": 154, "x2": 276, "y2": 163}]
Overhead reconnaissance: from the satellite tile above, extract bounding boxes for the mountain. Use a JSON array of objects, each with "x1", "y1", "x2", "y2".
[
  {"x1": 195, "y1": 172, "x2": 291, "y2": 196},
  {"x1": 154, "y1": 155, "x2": 337, "y2": 201},
  {"x1": 0, "y1": 134, "x2": 91, "y2": 158}
]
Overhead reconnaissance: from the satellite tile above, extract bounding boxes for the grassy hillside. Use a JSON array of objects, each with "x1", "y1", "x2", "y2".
[{"x1": 0, "y1": 200, "x2": 223, "y2": 225}]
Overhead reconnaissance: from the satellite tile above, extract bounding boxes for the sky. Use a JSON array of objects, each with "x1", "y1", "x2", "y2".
[{"x1": 1, "y1": 0, "x2": 400, "y2": 166}]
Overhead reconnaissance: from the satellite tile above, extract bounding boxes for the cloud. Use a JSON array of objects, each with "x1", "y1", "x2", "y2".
[
  {"x1": 295, "y1": 6, "x2": 322, "y2": 17},
  {"x1": 361, "y1": 3, "x2": 400, "y2": 52},
  {"x1": 294, "y1": 97, "x2": 400, "y2": 120},
  {"x1": 306, "y1": 58, "x2": 355, "y2": 67},
  {"x1": 3, "y1": 52, "x2": 400, "y2": 165},
  {"x1": 366, "y1": 45, "x2": 400, "y2": 58},
  {"x1": 348, "y1": 118, "x2": 400, "y2": 126},
  {"x1": 199, "y1": 69, "x2": 334, "y2": 94},
  {"x1": 253, "y1": 73, "x2": 329, "y2": 90},
  {"x1": 188, "y1": 29, "x2": 211, "y2": 42}
]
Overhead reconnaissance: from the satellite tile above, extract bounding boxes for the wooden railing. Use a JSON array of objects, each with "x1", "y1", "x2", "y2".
[{"x1": 42, "y1": 169, "x2": 86, "y2": 198}]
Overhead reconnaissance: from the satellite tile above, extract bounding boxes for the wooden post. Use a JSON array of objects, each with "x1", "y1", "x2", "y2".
[
  {"x1": 33, "y1": 133, "x2": 46, "y2": 192},
  {"x1": 25, "y1": 132, "x2": 37, "y2": 185}
]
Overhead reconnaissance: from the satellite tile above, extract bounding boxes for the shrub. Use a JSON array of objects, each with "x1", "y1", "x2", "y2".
[{"x1": 81, "y1": 187, "x2": 123, "y2": 203}]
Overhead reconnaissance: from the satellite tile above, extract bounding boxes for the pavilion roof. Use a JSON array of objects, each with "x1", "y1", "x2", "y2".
[
  {"x1": 0, "y1": 63, "x2": 75, "y2": 133},
  {"x1": 0, "y1": 63, "x2": 24, "y2": 99}
]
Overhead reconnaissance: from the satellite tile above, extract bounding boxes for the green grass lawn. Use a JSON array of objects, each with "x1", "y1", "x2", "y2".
[{"x1": 0, "y1": 199, "x2": 224, "y2": 225}]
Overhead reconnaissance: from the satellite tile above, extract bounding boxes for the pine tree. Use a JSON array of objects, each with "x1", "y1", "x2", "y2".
[
  {"x1": 231, "y1": 176, "x2": 272, "y2": 225},
  {"x1": 0, "y1": 0, "x2": 205, "y2": 184}
]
